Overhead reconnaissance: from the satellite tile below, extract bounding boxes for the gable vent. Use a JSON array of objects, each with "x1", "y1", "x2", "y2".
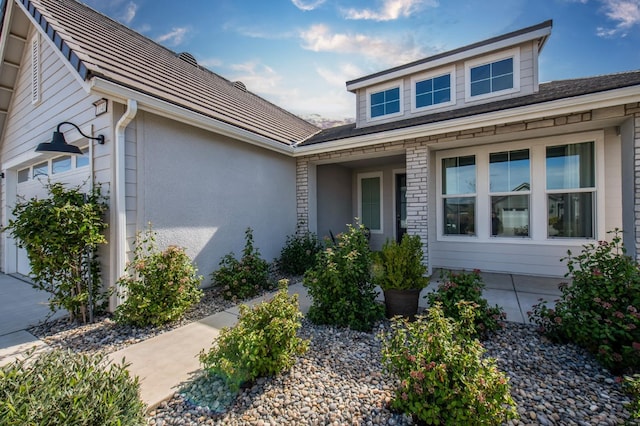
[
  {"x1": 233, "y1": 81, "x2": 247, "y2": 92},
  {"x1": 31, "y1": 34, "x2": 41, "y2": 105},
  {"x1": 177, "y1": 52, "x2": 198, "y2": 66}
]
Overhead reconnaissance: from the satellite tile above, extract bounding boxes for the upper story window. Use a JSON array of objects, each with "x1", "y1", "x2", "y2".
[
  {"x1": 412, "y1": 67, "x2": 455, "y2": 112},
  {"x1": 367, "y1": 83, "x2": 403, "y2": 121},
  {"x1": 465, "y1": 48, "x2": 520, "y2": 101}
]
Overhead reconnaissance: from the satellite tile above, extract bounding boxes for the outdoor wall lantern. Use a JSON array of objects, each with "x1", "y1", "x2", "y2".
[{"x1": 35, "y1": 121, "x2": 105, "y2": 155}]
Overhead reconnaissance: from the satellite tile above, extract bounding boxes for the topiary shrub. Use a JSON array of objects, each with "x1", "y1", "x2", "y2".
[
  {"x1": 0, "y1": 349, "x2": 145, "y2": 425},
  {"x1": 303, "y1": 222, "x2": 384, "y2": 331},
  {"x1": 4, "y1": 182, "x2": 109, "y2": 323},
  {"x1": 372, "y1": 233, "x2": 428, "y2": 291},
  {"x1": 426, "y1": 269, "x2": 506, "y2": 338},
  {"x1": 199, "y1": 280, "x2": 308, "y2": 391},
  {"x1": 277, "y1": 232, "x2": 322, "y2": 276},
  {"x1": 380, "y1": 302, "x2": 517, "y2": 425},
  {"x1": 115, "y1": 225, "x2": 203, "y2": 326},
  {"x1": 212, "y1": 227, "x2": 273, "y2": 301},
  {"x1": 528, "y1": 229, "x2": 640, "y2": 373}
]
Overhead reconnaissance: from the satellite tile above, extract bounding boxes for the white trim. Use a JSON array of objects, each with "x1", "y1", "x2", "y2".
[
  {"x1": 464, "y1": 47, "x2": 520, "y2": 102},
  {"x1": 410, "y1": 66, "x2": 456, "y2": 113},
  {"x1": 365, "y1": 81, "x2": 404, "y2": 123},
  {"x1": 357, "y1": 171, "x2": 384, "y2": 233}
]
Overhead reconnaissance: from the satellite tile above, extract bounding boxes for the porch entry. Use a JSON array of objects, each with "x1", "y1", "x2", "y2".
[{"x1": 396, "y1": 173, "x2": 407, "y2": 242}]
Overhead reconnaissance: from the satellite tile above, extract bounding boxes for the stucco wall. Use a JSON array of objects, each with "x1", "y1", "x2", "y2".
[
  {"x1": 316, "y1": 164, "x2": 352, "y2": 241},
  {"x1": 138, "y1": 112, "x2": 297, "y2": 282}
]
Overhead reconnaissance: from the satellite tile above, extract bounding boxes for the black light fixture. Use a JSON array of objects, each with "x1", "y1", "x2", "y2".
[{"x1": 35, "y1": 121, "x2": 105, "y2": 155}]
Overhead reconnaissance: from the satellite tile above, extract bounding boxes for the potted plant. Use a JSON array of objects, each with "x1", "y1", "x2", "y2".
[{"x1": 372, "y1": 234, "x2": 429, "y2": 319}]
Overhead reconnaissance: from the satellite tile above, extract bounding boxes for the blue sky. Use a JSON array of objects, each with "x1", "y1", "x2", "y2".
[{"x1": 83, "y1": 0, "x2": 640, "y2": 121}]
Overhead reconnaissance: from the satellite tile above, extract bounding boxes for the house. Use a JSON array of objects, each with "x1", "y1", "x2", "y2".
[
  {"x1": 293, "y1": 20, "x2": 640, "y2": 277},
  {"x1": 1, "y1": 0, "x2": 639, "y2": 303},
  {"x1": 0, "y1": 0, "x2": 319, "y2": 308}
]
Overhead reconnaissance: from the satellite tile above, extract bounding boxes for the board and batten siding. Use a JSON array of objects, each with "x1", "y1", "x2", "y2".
[{"x1": 354, "y1": 41, "x2": 538, "y2": 128}]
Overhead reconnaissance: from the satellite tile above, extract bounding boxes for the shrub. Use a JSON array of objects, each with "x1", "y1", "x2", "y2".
[
  {"x1": 380, "y1": 302, "x2": 517, "y2": 424},
  {"x1": 528, "y1": 230, "x2": 640, "y2": 373},
  {"x1": 4, "y1": 182, "x2": 109, "y2": 323},
  {"x1": 425, "y1": 269, "x2": 506, "y2": 338},
  {"x1": 199, "y1": 280, "x2": 308, "y2": 391},
  {"x1": 0, "y1": 349, "x2": 145, "y2": 425},
  {"x1": 213, "y1": 227, "x2": 273, "y2": 301},
  {"x1": 372, "y1": 234, "x2": 428, "y2": 290},
  {"x1": 303, "y1": 222, "x2": 384, "y2": 331},
  {"x1": 115, "y1": 225, "x2": 203, "y2": 326},
  {"x1": 623, "y1": 374, "x2": 640, "y2": 419},
  {"x1": 277, "y1": 232, "x2": 322, "y2": 276}
]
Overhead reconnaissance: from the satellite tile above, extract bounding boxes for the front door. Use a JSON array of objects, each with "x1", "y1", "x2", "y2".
[{"x1": 396, "y1": 173, "x2": 407, "y2": 242}]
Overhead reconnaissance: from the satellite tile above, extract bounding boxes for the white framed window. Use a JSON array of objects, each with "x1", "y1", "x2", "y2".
[
  {"x1": 358, "y1": 172, "x2": 383, "y2": 233},
  {"x1": 464, "y1": 48, "x2": 520, "y2": 102},
  {"x1": 15, "y1": 149, "x2": 89, "y2": 183},
  {"x1": 411, "y1": 66, "x2": 456, "y2": 112},
  {"x1": 31, "y1": 33, "x2": 41, "y2": 105},
  {"x1": 489, "y1": 149, "x2": 531, "y2": 237},
  {"x1": 366, "y1": 81, "x2": 403, "y2": 122},
  {"x1": 441, "y1": 155, "x2": 477, "y2": 236}
]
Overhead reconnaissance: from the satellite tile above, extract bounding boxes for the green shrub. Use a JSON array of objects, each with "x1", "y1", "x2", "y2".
[
  {"x1": 303, "y1": 222, "x2": 384, "y2": 331},
  {"x1": 115, "y1": 226, "x2": 203, "y2": 326},
  {"x1": 0, "y1": 349, "x2": 145, "y2": 425},
  {"x1": 213, "y1": 227, "x2": 273, "y2": 301},
  {"x1": 426, "y1": 269, "x2": 506, "y2": 338},
  {"x1": 277, "y1": 232, "x2": 322, "y2": 276},
  {"x1": 623, "y1": 374, "x2": 640, "y2": 419},
  {"x1": 4, "y1": 182, "x2": 109, "y2": 323},
  {"x1": 380, "y1": 302, "x2": 517, "y2": 425},
  {"x1": 199, "y1": 280, "x2": 308, "y2": 391},
  {"x1": 372, "y1": 234, "x2": 428, "y2": 290},
  {"x1": 528, "y1": 230, "x2": 640, "y2": 373}
]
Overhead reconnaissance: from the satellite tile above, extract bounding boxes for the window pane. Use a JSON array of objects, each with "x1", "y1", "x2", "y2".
[
  {"x1": 361, "y1": 177, "x2": 381, "y2": 230},
  {"x1": 546, "y1": 142, "x2": 594, "y2": 190},
  {"x1": 33, "y1": 161, "x2": 48, "y2": 178},
  {"x1": 17, "y1": 169, "x2": 29, "y2": 183},
  {"x1": 471, "y1": 64, "x2": 490, "y2": 81},
  {"x1": 52, "y1": 155, "x2": 71, "y2": 174},
  {"x1": 371, "y1": 104, "x2": 385, "y2": 117},
  {"x1": 371, "y1": 91, "x2": 385, "y2": 105},
  {"x1": 492, "y1": 74, "x2": 513, "y2": 92},
  {"x1": 433, "y1": 89, "x2": 450, "y2": 104},
  {"x1": 492, "y1": 58, "x2": 513, "y2": 76},
  {"x1": 433, "y1": 74, "x2": 450, "y2": 91},
  {"x1": 386, "y1": 100, "x2": 400, "y2": 114},
  {"x1": 491, "y1": 195, "x2": 529, "y2": 237},
  {"x1": 471, "y1": 80, "x2": 490, "y2": 96},
  {"x1": 548, "y1": 192, "x2": 594, "y2": 238},
  {"x1": 416, "y1": 93, "x2": 432, "y2": 108},
  {"x1": 444, "y1": 197, "x2": 475, "y2": 235},
  {"x1": 416, "y1": 79, "x2": 432, "y2": 94},
  {"x1": 371, "y1": 87, "x2": 400, "y2": 118},
  {"x1": 386, "y1": 87, "x2": 399, "y2": 102},
  {"x1": 76, "y1": 148, "x2": 89, "y2": 168},
  {"x1": 442, "y1": 156, "x2": 476, "y2": 195},
  {"x1": 490, "y1": 149, "x2": 530, "y2": 192}
]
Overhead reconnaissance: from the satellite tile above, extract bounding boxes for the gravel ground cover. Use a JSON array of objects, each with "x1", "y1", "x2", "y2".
[{"x1": 27, "y1": 280, "x2": 639, "y2": 426}]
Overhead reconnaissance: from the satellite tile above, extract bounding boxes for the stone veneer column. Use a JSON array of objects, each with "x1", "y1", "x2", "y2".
[
  {"x1": 405, "y1": 143, "x2": 429, "y2": 268},
  {"x1": 296, "y1": 158, "x2": 310, "y2": 235}
]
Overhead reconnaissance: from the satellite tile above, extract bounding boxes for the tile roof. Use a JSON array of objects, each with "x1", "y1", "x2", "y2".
[
  {"x1": 19, "y1": 0, "x2": 319, "y2": 145},
  {"x1": 301, "y1": 70, "x2": 640, "y2": 146}
]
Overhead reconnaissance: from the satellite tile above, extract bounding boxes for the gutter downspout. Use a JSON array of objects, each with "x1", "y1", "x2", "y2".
[{"x1": 113, "y1": 99, "x2": 137, "y2": 305}]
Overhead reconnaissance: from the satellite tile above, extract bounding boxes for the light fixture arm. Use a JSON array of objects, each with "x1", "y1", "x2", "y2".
[{"x1": 56, "y1": 121, "x2": 105, "y2": 144}]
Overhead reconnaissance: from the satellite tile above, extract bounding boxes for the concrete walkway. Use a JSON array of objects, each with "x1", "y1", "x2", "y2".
[{"x1": 108, "y1": 272, "x2": 563, "y2": 410}]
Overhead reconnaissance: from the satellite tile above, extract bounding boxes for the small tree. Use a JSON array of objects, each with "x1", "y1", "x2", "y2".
[{"x1": 4, "y1": 182, "x2": 108, "y2": 323}]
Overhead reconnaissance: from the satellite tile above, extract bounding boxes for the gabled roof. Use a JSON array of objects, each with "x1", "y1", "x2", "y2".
[
  {"x1": 301, "y1": 70, "x2": 640, "y2": 146},
  {"x1": 12, "y1": 0, "x2": 319, "y2": 145}
]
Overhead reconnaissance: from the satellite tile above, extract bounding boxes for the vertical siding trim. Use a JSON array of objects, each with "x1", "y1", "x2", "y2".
[{"x1": 30, "y1": 33, "x2": 40, "y2": 105}]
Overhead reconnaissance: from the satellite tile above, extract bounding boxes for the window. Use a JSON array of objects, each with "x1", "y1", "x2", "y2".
[
  {"x1": 442, "y1": 156, "x2": 476, "y2": 236},
  {"x1": 52, "y1": 156, "x2": 72, "y2": 174},
  {"x1": 370, "y1": 86, "x2": 401, "y2": 119},
  {"x1": 415, "y1": 74, "x2": 451, "y2": 109},
  {"x1": 546, "y1": 142, "x2": 595, "y2": 238},
  {"x1": 17, "y1": 168, "x2": 29, "y2": 183},
  {"x1": 76, "y1": 148, "x2": 90, "y2": 168},
  {"x1": 489, "y1": 149, "x2": 530, "y2": 237},
  {"x1": 465, "y1": 48, "x2": 519, "y2": 101},
  {"x1": 32, "y1": 161, "x2": 48, "y2": 178},
  {"x1": 359, "y1": 173, "x2": 382, "y2": 232}
]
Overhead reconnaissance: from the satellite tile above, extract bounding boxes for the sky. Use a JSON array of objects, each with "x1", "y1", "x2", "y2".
[{"x1": 82, "y1": 0, "x2": 640, "y2": 123}]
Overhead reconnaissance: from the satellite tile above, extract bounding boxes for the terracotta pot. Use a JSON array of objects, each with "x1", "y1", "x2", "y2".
[{"x1": 383, "y1": 288, "x2": 421, "y2": 320}]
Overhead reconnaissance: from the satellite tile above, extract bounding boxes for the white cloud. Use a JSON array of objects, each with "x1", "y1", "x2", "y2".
[
  {"x1": 291, "y1": 0, "x2": 326, "y2": 11},
  {"x1": 316, "y1": 63, "x2": 364, "y2": 87},
  {"x1": 120, "y1": 2, "x2": 137, "y2": 24},
  {"x1": 342, "y1": 0, "x2": 437, "y2": 21},
  {"x1": 228, "y1": 61, "x2": 285, "y2": 95},
  {"x1": 596, "y1": 0, "x2": 640, "y2": 37},
  {"x1": 156, "y1": 27, "x2": 189, "y2": 46},
  {"x1": 299, "y1": 24, "x2": 424, "y2": 66},
  {"x1": 198, "y1": 57, "x2": 223, "y2": 69}
]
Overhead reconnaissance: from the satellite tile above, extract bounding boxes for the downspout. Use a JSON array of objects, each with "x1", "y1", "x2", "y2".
[{"x1": 113, "y1": 99, "x2": 137, "y2": 304}]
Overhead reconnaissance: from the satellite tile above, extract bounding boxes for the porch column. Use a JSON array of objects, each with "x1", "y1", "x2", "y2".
[
  {"x1": 406, "y1": 143, "x2": 429, "y2": 270},
  {"x1": 296, "y1": 158, "x2": 310, "y2": 235}
]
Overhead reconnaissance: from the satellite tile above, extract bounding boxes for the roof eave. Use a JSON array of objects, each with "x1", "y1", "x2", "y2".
[
  {"x1": 293, "y1": 85, "x2": 640, "y2": 157},
  {"x1": 90, "y1": 77, "x2": 295, "y2": 156}
]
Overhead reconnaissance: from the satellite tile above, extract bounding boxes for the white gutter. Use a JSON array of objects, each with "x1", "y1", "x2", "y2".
[
  {"x1": 293, "y1": 85, "x2": 640, "y2": 157},
  {"x1": 89, "y1": 78, "x2": 294, "y2": 156},
  {"x1": 113, "y1": 99, "x2": 137, "y2": 298}
]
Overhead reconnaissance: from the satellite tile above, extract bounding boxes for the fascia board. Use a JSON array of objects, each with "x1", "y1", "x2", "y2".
[
  {"x1": 0, "y1": 0, "x2": 16, "y2": 66},
  {"x1": 294, "y1": 85, "x2": 640, "y2": 157},
  {"x1": 90, "y1": 78, "x2": 294, "y2": 156},
  {"x1": 346, "y1": 27, "x2": 552, "y2": 92}
]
